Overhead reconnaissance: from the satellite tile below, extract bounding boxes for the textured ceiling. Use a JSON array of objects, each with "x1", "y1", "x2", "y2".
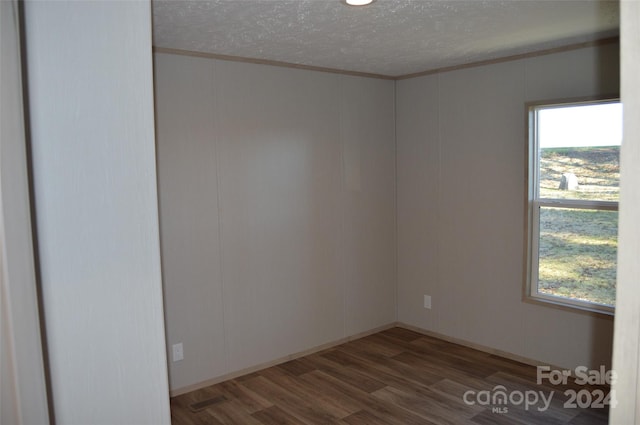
[{"x1": 152, "y1": 0, "x2": 619, "y2": 77}]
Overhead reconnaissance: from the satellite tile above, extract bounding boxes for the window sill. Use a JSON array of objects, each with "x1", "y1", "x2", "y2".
[{"x1": 523, "y1": 293, "x2": 615, "y2": 318}]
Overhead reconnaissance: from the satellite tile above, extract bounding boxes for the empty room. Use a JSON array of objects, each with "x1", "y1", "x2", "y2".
[{"x1": 3, "y1": 1, "x2": 640, "y2": 425}]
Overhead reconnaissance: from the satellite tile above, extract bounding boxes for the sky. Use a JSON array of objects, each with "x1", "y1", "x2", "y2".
[{"x1": 538, "y1": 102, "x2": 622, "y2": 148}]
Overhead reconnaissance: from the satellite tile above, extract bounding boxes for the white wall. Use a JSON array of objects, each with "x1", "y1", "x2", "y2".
[
  {"x1": 611, "y1": 2, "x2": 640, "y2": 422},
  {"x1": 24, "y1": 1, "x2": 171, "y2": 423},
  {"x1": 397, "y1": 43, "x2": 619, "y2": 370},
  {"x1": 154, "y1": 53, "x2": 396, "y2": 391},
  {"x1": 0, "y1": 1, "x2": 49, "y2": 423}
]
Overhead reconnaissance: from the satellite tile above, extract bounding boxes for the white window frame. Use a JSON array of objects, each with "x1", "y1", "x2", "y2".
[{"x1": 525, "y1": 97, "x2": 619, "y2": 316}]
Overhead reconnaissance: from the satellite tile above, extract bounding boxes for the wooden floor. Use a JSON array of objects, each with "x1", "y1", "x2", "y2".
[{"x1": 170, "y1": 327, "x2": 609, "y2": 425}]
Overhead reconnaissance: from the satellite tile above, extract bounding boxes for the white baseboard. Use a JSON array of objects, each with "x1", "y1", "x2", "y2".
[
  {"x1": 169, "y1": 322, "x2": 396, "y2": 397},
  {"x1": 395, "y1": 322, "x2": 565, "y2": 371},
  {"x1": 171, "y1": 321, "x2": 569, "y2": 397}
]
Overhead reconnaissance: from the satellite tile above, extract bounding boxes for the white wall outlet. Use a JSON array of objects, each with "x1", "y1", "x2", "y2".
[
  {"x1": 172, "y1": 343, "x2": 184, "y2": 362},
  {"x1": 424, "y1": 295, "x2": 432, "y2": 309}
]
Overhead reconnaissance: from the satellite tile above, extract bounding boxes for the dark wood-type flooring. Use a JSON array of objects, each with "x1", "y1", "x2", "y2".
[{"x1": 171, "y1": 327, "x2": 609, "y2": 425}]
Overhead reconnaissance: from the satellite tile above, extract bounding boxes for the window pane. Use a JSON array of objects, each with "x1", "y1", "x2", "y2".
[
  {"x1": 538, "y1": 102, "x2": 621, "y2": 202},
  {"x1": 538, "y1": 207, "x2": 617, "y2": 306},
  {"x1": 539, "y1": 146, "x2": 620, "y2": 201}
]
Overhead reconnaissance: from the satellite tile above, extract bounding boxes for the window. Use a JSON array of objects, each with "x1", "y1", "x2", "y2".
[{"x1": 526, "y1": 99, "x2": 622, "y2": 315}]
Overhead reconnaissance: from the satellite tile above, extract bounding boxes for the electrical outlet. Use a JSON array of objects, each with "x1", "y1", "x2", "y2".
[
  {"x1": 172, "y1": 343, "x2": 184, "y2": 362},
  {"x1": 424, "y1": 295, "x2": 432, "y2": 309}
]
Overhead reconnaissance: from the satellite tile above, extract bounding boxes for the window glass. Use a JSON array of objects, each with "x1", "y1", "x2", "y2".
[
  {"x1": 528, "y1": 100, "x2": 621, "y2": 314},
  {"x1": 538, "y1": 207, "x2": 618, "y2": 307}
]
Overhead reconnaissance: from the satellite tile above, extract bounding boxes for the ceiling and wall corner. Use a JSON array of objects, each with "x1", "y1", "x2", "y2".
[{"x1": 152, "y1": 0, "x2": 619, "y2": 78}]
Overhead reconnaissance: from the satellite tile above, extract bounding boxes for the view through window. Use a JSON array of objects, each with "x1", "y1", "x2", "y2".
[{"x1": 528, "y1": 100, "x2": 621, "y2": 313}]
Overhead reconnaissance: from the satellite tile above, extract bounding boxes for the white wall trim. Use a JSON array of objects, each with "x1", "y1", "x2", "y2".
[
  {"x1": 24, "y1": 1, "x2": 171, "y2": 423},
  {"x1": 170, "y1": 322, "x2": 396, "y2": 397},
  {"x1": 170, "y1": 321, "x2": 578, "y2": 397},
  {"x1": 396, "y1": 322, "x2": 566, "y2": 372},
  {"x1": 0, "y1": 1, "x2": 50, "y2": 423},
  {"x1": 610, "y1": 1, "x2": 640, "y2": 422}
]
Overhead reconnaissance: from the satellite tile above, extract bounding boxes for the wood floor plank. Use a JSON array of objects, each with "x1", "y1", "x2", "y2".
[
  {"x1": 171, "y1": 406, "x2": 222, "y2": 425},
  {"x1": 410, "y1": 335, "x2": 492, "y2": 359},
  {"x1": 568, "y1": 410, "x2": 610, "y2": 425},
  {"x1": 298, "y1": 353, "x2": 387, "y2": 393},
  {"x1": 393, "y1": 348, "x2": 499, "y2": 379},
  {"x1": 276, "y1": 358, "x2": 317, "y2": 376},
  {"x1": 258, "y1": 366, "x2": 360, "y2": 418},
  {"x1": 300, "y1": 370, "x2": 436, "y2": 425},
  {"x1": 372, "y1": 385, "x2": 476, "y2": 425},
  {"x1": 216, "y1": 380, "x2": 273, "y2": 414},
  {"x1": 428, "y1": 378, "x2": 490, "y2": 411},
  {"x1": 343, "y1": 335, "x2": 406, "y2": 357},
  {"x1": 471, "y1": 409, "x2": 528, "y2": 425},
  {"x1": 320, "y1": 349, "x2": 365, "y2": 368},
  {"x1": 333, "y1": 345, "x2": 444, "y2": 388},
  {"x1": 206, "y1": 399, "x2": 264, "y2": 425},
  {"x1": 251, "y1": 405, "x2": 305, "y2": 425},
  {"x1": 170, "y1": 327, "x2": 611, "y2": 425},
  {"x1": 365, "y1": 332, "x2": 429, "y2": 354},
  {"x1": 490, "y1": 405, "x2": 567, "y2": 425},
  {"x1": 240, "y1": 375, "x2": 339, "y2": 424},
  {"x1": 339, "y1": 409, "x2": 395, "y2": 425},
  {"x1": 379, "y1": 327, "x2": 424, "y2": 342},
  {"x1": 171, "y1": 398, "x2": 224, "y2": 425}
]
